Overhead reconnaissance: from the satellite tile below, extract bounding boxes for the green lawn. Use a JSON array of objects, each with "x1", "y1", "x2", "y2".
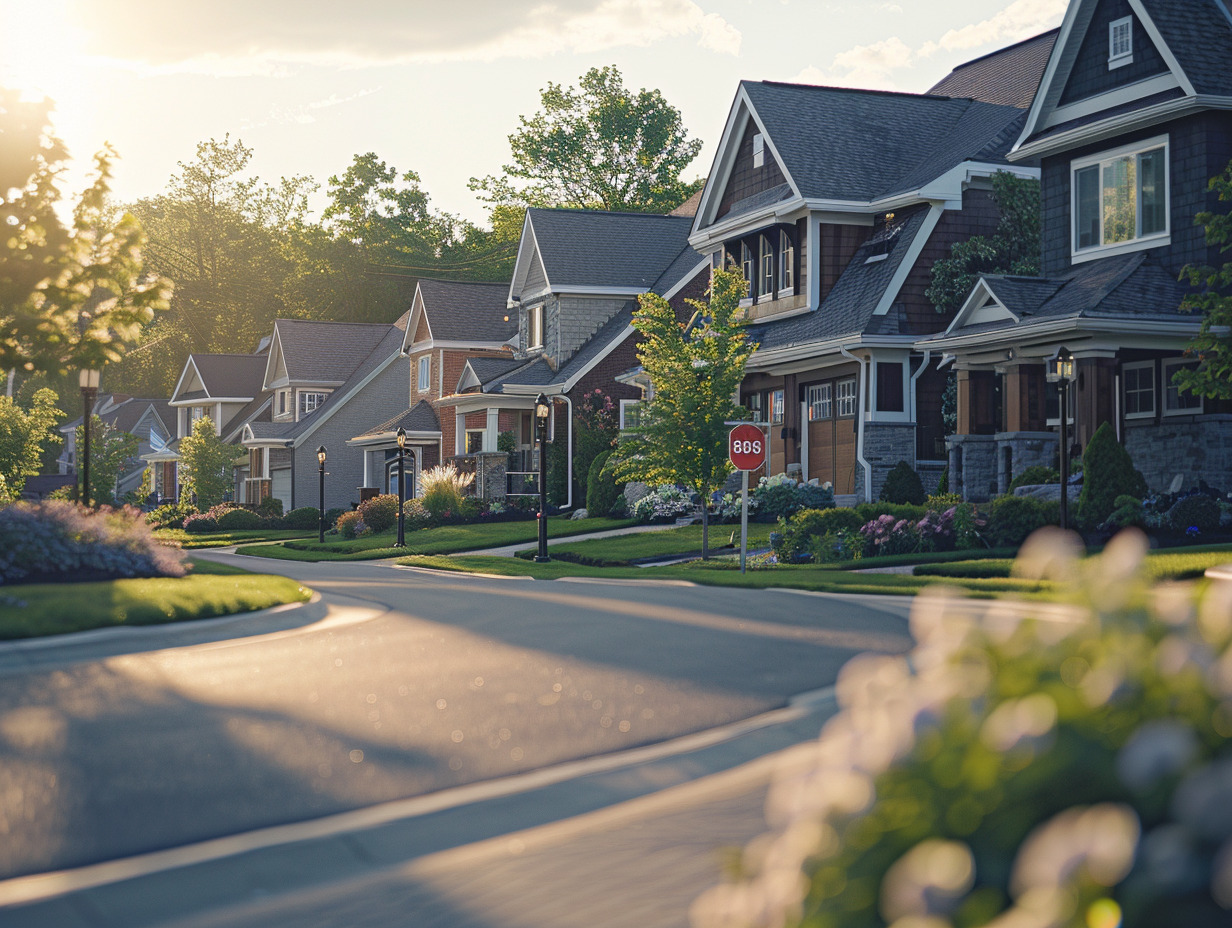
[
  {"x1": 234, "y1": 516, "x2": 636, "y2": 562},
  {"x1": 526, "y1": 522, "x2": 775, "y2": 566},
  {"x1": 0, "y1": 558, "x2": 313, "y2": 640},
  {"x1": 913, "y1": 545, "x2": 1232, "y2": 583},
  {"x1": 154, "y1": 528, "x2": 317, "y2": 549}
]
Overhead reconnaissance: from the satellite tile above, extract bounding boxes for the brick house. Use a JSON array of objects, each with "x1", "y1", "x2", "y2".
[
  {"x1": 435, "y1": 207, "x2": 709, "y2": 504},
  {"x1": 688, "y1": 69, "x2": 1045, "y2": 502},
  {"x1": 919, "y1": 0, "x2": 1232, "y2": 500}
]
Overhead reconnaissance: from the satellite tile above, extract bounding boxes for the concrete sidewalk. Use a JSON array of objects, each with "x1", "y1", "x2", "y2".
[{"x1": 0, "y1": 690, "x2": 837, "y2": 928}]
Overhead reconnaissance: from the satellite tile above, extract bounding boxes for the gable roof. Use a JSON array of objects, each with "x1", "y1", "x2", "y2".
[
  {"x1": 1014, "y1": 0, "x2": 1232, "y2": 158},
  {"x1": 265, "y1": 319, "x2": 392, "y2": 388},
  {"x1": 927, "y1": 29, "x2": 1060, "y2": 107},
  {"x1": 172, "y1": 354, "x2": 266, "y2": 403},
  {"x1": 349, "y1": 401, "x2": 442, "y2": 443},
  {"x1": 410, "y1": 279, "x2": 517, "y2": 345}
]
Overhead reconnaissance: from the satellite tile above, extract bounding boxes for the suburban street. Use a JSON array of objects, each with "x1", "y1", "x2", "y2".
[{"x1": 0, "y1": 554, "x2": 913, "y2": 926}]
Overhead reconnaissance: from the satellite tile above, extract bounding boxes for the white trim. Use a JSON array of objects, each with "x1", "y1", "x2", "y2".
[
  {"x1": 872, "y1": 204, "x2": 945, "y2": 316},
  {"x1": 400, "y1": 285, "x2": 430, "y2": 355},
  {"x1": 1043, "y1": 73, "x2": 1181, "y2": 129},
  {"x1": 1162, "y1": 357, "x2": 1203, "y2": 415},
  {"x1": 618, "y1": 398, "x2": 641, "y2": 430},
  {"x1": 661, "y1": 259, "x2": 710, "y2": 302},
  {"x1": 1108, "y1": 15, "x2": 1134, "y2": 69},
  {"x1": 417, "y1": 355, "x2": 431, "y2": 392},
  {"x1": 554, "y1": 286, "x2": 649, "y2": 297},
  {"x1": 1070, "y1": 134, "x2": 1170, "y2": 261},
  {"x1": 168, "y1": 395, "x2": 253, "y2": 407},
  {"x1": 1121, "y1": 359, "x2": 1156, "y2": 419},
  {"x1": 509, "y1": 213, "x2": 551, "y2": 303},
  {"x1": 170, "y1": 356, "x2": 206, "y2": 403},
  {"x1": 262, "y1": 326, "x2": 286, "y2": 391},
  {"x1": 283, "y1": 350, "x2": 402, "y2": 448}
]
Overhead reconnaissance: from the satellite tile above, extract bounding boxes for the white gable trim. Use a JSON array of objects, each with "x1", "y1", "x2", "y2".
[
  {"x1": 944, "y1": 279, "x2": 1021, "y2": 335},
  {"x1": 456, "y1": 361, "x2": 485, "y2": 394},
  {"x1": 222, "y1": 397, "x2": 271, "y2": 444},
  {"x1": 263, "y1": 326, "x2": 289, "y2": 390},
  {"x1": 872, "y1": 205, "x2": 945, "y2": 316},
  {"x1": 508, "y1": 214, "x2": 551, "y2": 306},
  {"x1": 171, "y1": 356, "x2": 207, "y2": 402},
  {"x1": 1042, "y1": 72, "x2": 1182, "y2": 130},
  {"x1": 400, "y1": 284, "x2": 431, "y2": 355}
]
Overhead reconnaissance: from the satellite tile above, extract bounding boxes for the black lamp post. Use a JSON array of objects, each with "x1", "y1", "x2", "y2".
[
  {"x1": 1046, "y1": 347, "x2": 1076, "y2": 530},
  {"x1": 395, "y1": 426, "x2": 407, "y2": 547},
  {"x1": 78, "y1": 368, "x2": 100, "y2": 507},
  {"x1": 534, "y1": 393, "x2": 551, "y2": 563},
  {"x1": 317, "y1": 445, "x2": 327, "y2": 543}
]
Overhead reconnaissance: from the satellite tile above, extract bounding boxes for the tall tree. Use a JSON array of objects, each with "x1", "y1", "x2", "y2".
[
  {"x1": 1175, "y1": 158, "x2": 1232, "y2": 400},
  {"x1": 611, "y1": 268, "x2": 755, "y2": 558},
  {"x1": 0, "y1": 88, "x2": 171, "y2": 378},
  {"x1": 0, "y1": 388, "x2": 65, "y2": 502},
  {"x1": 469, "y1": 66, "x2": 704, "y2": 230},
  {"x1": 178, "y1": 415, "x2": 236, "y2": 509},
  {"x1": 75, "y1": 415, "x2": 138, "y2": 506}
]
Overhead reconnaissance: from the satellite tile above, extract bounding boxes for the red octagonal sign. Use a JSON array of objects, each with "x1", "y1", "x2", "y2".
[{"x1": 728, "y1": 423, "x2": 766, "y2": 471}]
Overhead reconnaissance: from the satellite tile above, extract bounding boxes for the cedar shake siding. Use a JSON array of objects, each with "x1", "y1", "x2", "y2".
[
  {"x1": 817, "y1": 224, "x2": 866, "y2": 307},
  {"x1": 716, "y1": 122, "x2": 788, "y2": 221},
  {"x1": 1057, "y1": 0, "x2": 1169, "y2": 106}
]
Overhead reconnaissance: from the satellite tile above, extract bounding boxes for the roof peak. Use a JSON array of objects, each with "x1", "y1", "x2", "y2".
[
  {"x1": 947, "y1": 28, "x2": 1060, "y2": 73},
  {"x1": 528, "y1": 206, "x2": 692, "y2": 221}
]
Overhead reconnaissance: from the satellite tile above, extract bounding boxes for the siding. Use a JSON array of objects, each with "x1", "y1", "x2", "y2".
[
  {"x1": 716, "y1": 122, "x2": 788, "y2": 221},
  {"x1": 553, "y1": 296, "x2": 629, "y2": 365},
  {"x1": 1057, "y1": 0, "x2": 1168, "y2": 106}
]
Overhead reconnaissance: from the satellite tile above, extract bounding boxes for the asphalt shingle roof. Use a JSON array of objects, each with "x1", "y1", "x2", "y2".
[
  {"x1": 351, "y1": 400, "x2": 441, "y2": 441},
  {"x1": 739, "y1": 82, "x2": 1027, "y2": 204},
  {"x1": 1141, "y1": 0, "x2": 1232, "y2": 96},
  {"x1": 525, "y1": 209, "x2": 694, "y2": 291},
  {"x1": 416, "y1": 279, "x2": 516, "y2": 342},
  {"x1": 465, "y1": 356, "x2": 525, "y2": 389},
  {"x1": 275, "y1": 320, "x2": 392, "y2": 382},
  {"x1": 928, "y1": 29, "x2": 1059, "y2": 107},
  {"x1": 189, "y1": 354, "x2": 267, "y2": 399}
]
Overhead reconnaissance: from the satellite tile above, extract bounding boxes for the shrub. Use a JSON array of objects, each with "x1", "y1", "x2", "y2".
[
  {"x1": 402, "y1": 498, "x2": 431, "y2": 529},
  {"x1": 858, "y1": 514, "x2": 920, "y2": 556},
  {"x1": 925, "y1": 492, "x2": 963, "y2": 510},
  {"x1": 632, "y1": 485, "x2": 695, "y2": 523},
  {"x1": 986, "y1": 495, "x2": 1059, "y2": 547},
  {"x1": 357, "y1": 494, "x2": 400, "y2": 533},
  {"x1": 853, "y1": 502, "x2": 926, "y2": 523},
  {"x1": 216, "y1": 507, "x2": 263, "y2": 531},
  {"x1": 935, "y1": 464, "x2": 949, "y2": 495},
  {"x1": 879, "y1": 460, "x2": 926, "y2": 505},
  {"x1": 1167, "y1": 493, "x2": 1221, "y2": 535},
  {"x1": 585, "y1": 451, "x2": 622, "y2": 520},
  {"x1": 324, "y1": 508, "x2": 346, "y2": 530},
  {"x1": 773, "y1": 507, "x2": 864, "y2": 561},
  {"x1": 1077, "y1": 422, "x2": 1147, "y2": 530},
  {"x1": 692, "y1": 534, "x2": 1232, "y2": 928},
  {"x1": 421, "y1": 464, "x2": 475, "y2": 523},
  {"x1": 146, "y1": 502, "x2": 197, "y2": 530},
  {"x1": 181, "y1": 512, "x2": 219, "y2": 534},
  {"x1": 0, "y1": 502, "x2": 187, "y2": 585},
  {"x1": 335, "y1": 510, "x2": 365, "y2": 539},
  {"x1": 1008, "y1": 464, "x2": 1060, "y2": 493},
  {"x1": 256, "y1": 495, "x2": 283, "y2": 519},
  {"x1": 752, "y1": 474, "x2": 835, "y2": 522},
  {"x1": 282, "y1": 507, "x2": 322, "y2": 530},
  {"x1": 1103, "y1": 494, "x2": 1146, "y2": 531}
]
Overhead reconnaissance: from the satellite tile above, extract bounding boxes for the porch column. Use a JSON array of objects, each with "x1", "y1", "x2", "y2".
[
  {"x1": 455, "y1": 411, "x2": 466, "y2": 455},
  {"x1": 362, "y1": 449, "x2": 371, "y2": 488},
  {"x1": 484, "y1": 408, "x2": 500, "y2": 453},
  {"x1": 956, "y1": 369, "x2": 973, "y2": 435},
  {"x1": 1074, "y1": 355, "x2": 1117, "y2": 450}
]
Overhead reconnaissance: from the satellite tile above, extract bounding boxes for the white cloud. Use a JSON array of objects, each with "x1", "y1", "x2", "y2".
[
  {"x1": 71, "y1": 0, "x2": 741, "y2": 75},
  {"x1": 919, "y1": 0, "x2": 1067, "y2": 57},
  {"x1": 792, "y1": 36, "x2": 914, "y2": 91},
  {"x1": 266, "y1": 88, "x2": 384, "y2": 126}
]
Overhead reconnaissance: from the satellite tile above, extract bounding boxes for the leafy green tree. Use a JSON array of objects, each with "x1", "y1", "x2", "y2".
[
  {"x1": 178, "y1": 416, "x2": 236, "y2": 509},
  {"x1": 926, "y1": 171, "x2": 1041, "y2": 315},
  {"x1": 469, "y1": 66, "x2": 704, "y2": 228},
  {"x1": 611, "y1": 268, "x2": 756, "y2": 558},
  {"x1": 572, "y1": 389, "x2": 618, "y2": 504},
  {"x1": 1, "y1": 88, "x2": 171, "y2": 379},
  {"x1": 75, "y1": 416, "x2": 139, "y2": 506},
  {"x1": 1175, "y1": 158, "x2": 1232, "y2": 400},
  {"x1": 0, "y1": 388, "x2": 65, "y2": 501}
]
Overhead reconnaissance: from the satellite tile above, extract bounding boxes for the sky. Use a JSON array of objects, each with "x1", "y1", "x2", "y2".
[{"x1": 1, "y1": 0, "x2": 1067, "y2": 226}]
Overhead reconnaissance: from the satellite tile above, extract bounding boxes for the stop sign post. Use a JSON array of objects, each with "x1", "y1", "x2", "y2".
[{"x1": 728, "y1": 424, "x2": 766, "y2": 573}]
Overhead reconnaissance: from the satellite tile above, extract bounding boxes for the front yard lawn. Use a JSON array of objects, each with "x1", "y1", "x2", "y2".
[
  {"x1": 154, "y1": 528, "x2": 317, "y2": 549},
  {"x1": 0, "y1": 559, "x2": 312, "y2": 640},
  {"x1": 526, "y1": 522, "x2": 775, "y2": 566},
  {"x1": 912, "y1": 544, "x2": 1232, "y2": 583},
  {"x1": 234, "y1": 516, "x2": 636, "y2": 562}
]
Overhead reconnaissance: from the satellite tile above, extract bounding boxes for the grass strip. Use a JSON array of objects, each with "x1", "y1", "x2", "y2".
[
  {"x1": 912, "y1": 546, "x2": 1232, "y2": 582},
  {"x1": 236, "y1": 516, "x2": 637, "y2": 562},
  {"x1": 524, "y1": 522, "x2": 775, "y2": 566},
  {"x1": 0, "y1": 560, "x2": 312, "y2": 640},
  {"x1": 154, "y1": 529, "x2": 316, "y2": 550}
]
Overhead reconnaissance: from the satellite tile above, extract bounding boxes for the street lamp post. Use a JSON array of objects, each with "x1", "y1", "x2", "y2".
[
  {"x1": 317, "y1": 445, "x2": 327, "y2": 543},
  {"x1": 395, "y1": 427, "x2": 407, "y2": 547},
  {"x1": 78, "y1": 369, "x2": 100, "y2": 507},
  {"x1": 1046, "y1": 347, "x2": 1076, "y2": 531},
  {"x1": 534, "y1": 393, "x2": 551, "y2": 563}
]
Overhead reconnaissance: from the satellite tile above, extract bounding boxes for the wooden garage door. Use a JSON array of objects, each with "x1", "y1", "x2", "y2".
[{"x1": 805, "y1": 378, "x2": 858, "y2": 496}]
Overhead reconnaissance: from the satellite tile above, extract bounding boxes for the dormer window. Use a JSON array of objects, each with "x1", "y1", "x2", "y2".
[
  {"x1": 299, "y1": 391, "x2": 329, "y2": 417},
  {"x1": 528, "y1": 305, "x2": 544, "y2": 350},
  {"x1": 1072, "y1": 136, "x2": 1168, "y2": 260},
  {"x1": 753, "y1": 132, "x2": 765, "y2": 168},
  {"x1": 1109, "y1": 16, "x2": 1133, "y2": 69},
  {"x1": 778, "y1": 230, "x2": 794, "y2": 293},
  {"x1": 759, "y1": 235, "x2": 774, "y2": 298}
]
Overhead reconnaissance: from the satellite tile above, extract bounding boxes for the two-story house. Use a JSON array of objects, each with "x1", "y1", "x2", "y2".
[
  {"x1": 346, "y1": 279, "x2": 517, "y2": 496},
  {"x1": 689, "y1": 74, "x2": 1042, "y2": 502},
  {"x1": 435, "y1": 207, "x2": 709, "y2": 504},
  {"x1": 241, "y1": 315, "x2": 411, "y2": 511},
  {"x1": 920, "y1": 0, "x2": 1232, "y2": 499},
  {"x1": 62, "y1": 394, "x2": 175, "y2": 501}
]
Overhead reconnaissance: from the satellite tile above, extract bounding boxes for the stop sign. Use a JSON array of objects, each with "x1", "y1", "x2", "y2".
[{"x1": 728, "y1": 423, "x2": 766, "y2": 470}]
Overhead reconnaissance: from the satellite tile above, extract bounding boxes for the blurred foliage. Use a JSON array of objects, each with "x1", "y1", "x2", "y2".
[
  {"x1": 1176, "y1": 158, "x2": 1232, "y2": 400},
  {"x1": 0, "y1": 388, "x2": 65, "y2": 501}
]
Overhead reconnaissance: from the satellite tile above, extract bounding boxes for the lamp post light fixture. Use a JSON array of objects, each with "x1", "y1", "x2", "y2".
[
  {"x1": 317, "y1": 445, "x2": 327, "y2": 543},
  {"x1": 78, "y1": 368, "x2": 100, "y2": 507},
  {"x1": 534, "y1": 393, "x2": 551, "y2": 563},
  {"x1": 1046, "y1": 347, "x2": 1077, "y2": 530},
  {"x1": 395, "y1": 426, "x2": 407, "y2": 548}
]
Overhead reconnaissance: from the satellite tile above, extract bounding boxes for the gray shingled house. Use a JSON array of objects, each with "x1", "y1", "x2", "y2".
[
  {"x1": 62, "y1": 394, "x2": 175, "y2": 501},
  {"x1": 919, "y1": 0, "x2": 1232, "y2": 500}
]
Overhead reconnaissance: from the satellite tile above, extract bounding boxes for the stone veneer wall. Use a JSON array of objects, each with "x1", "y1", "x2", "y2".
[
  {"x1": 994, "y1": 431, "x2": 1059, "y2": 496},
  {"x1": 1124, "y1": 416, "x2": 1232, "y2": 492},
  {"x1": 858, "y1": 423, "x2": 917, "y2": 502},
  {"x1": 947, "y1": 434, "x2": 997, "y2": 502}
]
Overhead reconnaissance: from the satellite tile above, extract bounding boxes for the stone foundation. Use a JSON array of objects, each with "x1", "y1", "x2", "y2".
[
  {"x1": 1124, "y1": 415, "x2": 1232, "y2": 493},
  {"x1": 994, "y1": 431, "x2": 1059, "y2": 496},
  {"x1": 948, "y1": 434, "x2": 997, "y2": 502},
  {"x1": 859, "y1": 423, "x2": 918, "y2": 502}
]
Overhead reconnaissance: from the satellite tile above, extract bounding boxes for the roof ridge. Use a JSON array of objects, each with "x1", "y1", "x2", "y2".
[
  {"x1": 945, "y1": 28, "x2": 1060, "y2": 73},
  {"x1": 275, "y1": 318, "x2": 392, "y2": 328},
  {"x1": 754, "y1": 79, "x2": 957, "y2": 102},
  {"x1": 529, "y1": 206, "x2": 693, "y2": 220}
]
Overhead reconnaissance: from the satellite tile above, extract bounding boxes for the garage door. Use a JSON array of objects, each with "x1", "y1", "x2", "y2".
[{"x1": 271, "y1": 468, "x2": 292, "y2": 511}]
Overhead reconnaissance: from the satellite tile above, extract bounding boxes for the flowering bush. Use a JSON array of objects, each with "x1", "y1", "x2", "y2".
[
  {"x1": 751, "y1": 474, "x2": 834, "y2": 522},
  {"x1": 0, "y1": 502, "x2": 187, "y2": 585},
  {"x1": 692, "y1": 529, "x2": 1232, "y2": 928},
  {"x1": 855, "y1": 504, "x2": 985, "y2": 557},
  {"x1": 402, "y1": 498, "x2": 431, "y2": 529},
  {"x1": 632, "y1": 484, "x2": 696, "y2": 523},
  {"x1": 858, "y1": 513, "x2": 920, "y2": 556},
  {"x1": 335, "y1": 510, "x2": 366, "y2": 539},
  {"x1": 357, "y1": 494, "x2": 400, "y2": 533}
]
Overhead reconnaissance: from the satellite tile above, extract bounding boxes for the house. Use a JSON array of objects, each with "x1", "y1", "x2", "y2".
[
  {"x1": 434, "y1": 207, "x2": 709, "y2": 503},
  {"x1": 688, "y1": 76, "x2": 1041, "y2": 502},
  {"x1": 61, "y1": 394, "x2": 175, "y2": 501},
  {"x1": 241, "y1": 315, "x2": 411, "y2": 511},
  {"x1": 918, "y1": 0, "x2": 1232, "y2": 499},
  {"x1": 346, "y1": 279, "x2": 517, "y2": 497},
  {"x1": 150, "y1": 353, "x2": 270, "y2": 503}
]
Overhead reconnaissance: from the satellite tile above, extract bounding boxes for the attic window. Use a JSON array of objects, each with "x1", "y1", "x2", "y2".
[
  {"x1": 1109, "y1": 16, "x2": 1133, "y2": 69},
  {"x1": 753, "y1": 132, "x2": 765, "y2": 168}
]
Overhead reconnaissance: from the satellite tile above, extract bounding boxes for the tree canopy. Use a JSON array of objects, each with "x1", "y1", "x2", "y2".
[
  {"x1": 1176, "y1": 158, "x2": 1232, "y2": 401},
  {"x1": 470, "y1": 65, "x2": 704, "y2": 235},
  {"x1": 178, "y1": 415, "x2": 236, "y2": 509},
  {"x1": 0, "y1": 388, "x2": 65, "y2": 502},
  {"x1": 611, "y1": 268, "x2": 755, "y2": 557},
  {"x1": 75, "y1": 415, "x2": 138, "y2": 506}
]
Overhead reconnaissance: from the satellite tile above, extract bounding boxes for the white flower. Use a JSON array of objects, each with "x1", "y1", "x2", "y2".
[
  {"x1": 880, "y1": 839, "x2": 975, "y2": 922},
  {"x1": 1010, "y1": 804, "x2": 1140, "y2": 896}
]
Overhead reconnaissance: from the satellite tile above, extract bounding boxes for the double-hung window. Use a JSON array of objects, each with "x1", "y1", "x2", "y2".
[
  {"x1": 417, "y1": 355, "x2": 431, "y2": 392},
  {"x1": 770, "y1": 389, "x2": 784, "y2": 423},
  {"x1": 778, "y1": 230, "x2": 794, "y2": 293},
  {"x1": 1122, "y1": 361, "x2": 1155, "y2": 419},
  {"x1": 740, "y1": 243, "x2": 754, "y2": 299},
  {"x1": 1072, "y1": 136, "x2": 1168, "y2": 259},
  {"x1": 808, "y1": 383, "x2": 831, "y2": 421},
  {"x1": 528, "y1": 305, "x2": 544, "y2": 349},
  {"x1": 837, "y1": 379, "x2": 857, "y2": 418},
  {"x1": 299, "y1": 391, "x2": 329, "y2": 417},
  {"x1": 1108, "y1": 16, "x2": 1132, "y2": 69},
  {"x1": 1163, "y1": 358, "x2": 1202, "y2": 415},
  {"x1": 759, "y1": 235, "x2": 774, "y2": 298}
]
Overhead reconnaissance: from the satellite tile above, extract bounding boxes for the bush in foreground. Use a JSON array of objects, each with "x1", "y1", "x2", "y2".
[
  {"x1": 692, "y1": 529, "x2": 1232, "y2": 928},
  {"x1": 0, "y1": 502, "x2": 187, "y2": 585}
]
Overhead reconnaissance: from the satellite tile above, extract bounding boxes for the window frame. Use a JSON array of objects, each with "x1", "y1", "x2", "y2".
[
  {"x1": 778, "y1": 229, "x2": 794, "y2": 295},
  {"x1": 1121, "y1": 360, "x2": 1156, "y2": 420},
  {"x1": 1071, "y1": 135, "x2": 1170, "y2": 263},
  {"x1": 807, "y1": 383, "x2": 832, "y2": 421},
  {"x1": 528, "y1": 304, "x2": 544, "y2": 350},
  {"x1": 740, "y1": 242, "x2": 754, "y2": 302},
  {"x1": 619, "y1": 398, "x2": 642, "y2": 431},
  {"x1": 465, "y1": 428, "x2": 486, "y2": 454},
  {"x1": 758, "y1": 234, "x2": 775, "y2": 300},
  {"x1": 875, "y1": 360, "x2": 905, "y2": 414},
  {"x1": 837, "y1": 378, "x2": 857, "y2": 418},
  {"x1": 1108, "y1": 15, "x2": 1133, "y2": 69},
  {"x1": 1162, "y1": 358, "x2": 1203, "y2": 416},
  {"x1": 770, "y1": 389, "x2": 785, "y2": 424},
  {"x1": 745, "y1": 391, "x2": 763, "y2": 420},
  {"x1": 298, "y1": 390, "x2": 330, "y2": 417},
  {"x1": 417, "y1": 355, "x2": 431, "y2": 392}
]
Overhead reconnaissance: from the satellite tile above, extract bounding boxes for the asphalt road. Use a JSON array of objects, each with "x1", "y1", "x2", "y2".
[{"x1": 0, "y1": 555, "x2": 912, "y2": 884}]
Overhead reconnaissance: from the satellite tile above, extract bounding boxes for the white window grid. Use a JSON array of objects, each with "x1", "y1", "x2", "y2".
[
  {"x1": 299, "y1": 391, "x2": 329, "y2": 416},
  {"x1": 1072, "y1": 136, "x2": 1168, "y2": 257},
  {"x1": 759, "y1": 235, "x2": 774, "y2": 298},
  {"x1": 778, "y1": 230, "x2": 794, "y2": 293},
  {"x1": 1122, "y1": 360, "x2": 1155, "y2": 419},
  {"x1": 1109, "y1": 16, "x2": 1133, "y2": 66},
  {"x1": 418, "y1": 355, "x2": 431, "y2": 392},
  {"x1": 837, "y1": 379, "x2": 856, "y2": 417},
  {"x1": 752, "y1": 132, "x2": 765, "y2": 169},
  {"x1": 808, "y1": 383, "x2": 832, "y2": 421},
  {"x1": 1163, "y1": 358, "x2": 1203, "y2": 415},
  {"x1": 528, "y1": 305, "x2": 544, "y2": 349}
]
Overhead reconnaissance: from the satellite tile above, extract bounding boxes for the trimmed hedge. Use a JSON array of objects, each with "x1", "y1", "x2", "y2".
[
  {"x1": 216, "y1": 508, "x2": 263, "y2": 531},
  {"x1": 879, "y1": 461, "x2": 926, "y2": 505},
  {"x1": 283, "y1": 507, "x2": 322, "y2": 530},
  {"x1": 985, "y1": 496, "x2": 1060, "y2": 548}
]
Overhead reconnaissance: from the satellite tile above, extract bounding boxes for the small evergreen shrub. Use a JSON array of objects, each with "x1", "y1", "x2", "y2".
[
  {"x1": 1167, "y1": 494, "x2": 1220, "y2": 534},
  {"x1": 257, "y1": 496, "x2": 283, "y2": 519},
  {"x1": 1008, "y1": 465, "x2": 1060, "y2": 493},
  {"x1": 146, "y1": 502, "x2": 197, "y2": 530},
  {"x1": 935, "y1": 464, "x2": 949, "y2": 495},
  {"x1": 986, "y1": 496, "x2": 1059, "y2": 548},
  {"x1": 216, "y1": 507, "x2": 263, "y2": 531},
  {"x1": 335, "y1": 510, "x2": 366, "y2": 539},
  {"x1": 1076, "y1": 422, "x2": 1147, "y2": 530},
  {"x1": 357, "y1": 494, "x2": 400, "y2": 533},
  {"x1": 585, "y1": 451, "x2": 622, "y2": 520},
  {"x1": 283, "y1": 507, "x2": 322, "y2": 530},
  {"x1": 879, "y1": 461, "x2": 926, "y2": 505},
  {"x1": 1102, "y1": 494, "x2": 1146, "y2": 531}
]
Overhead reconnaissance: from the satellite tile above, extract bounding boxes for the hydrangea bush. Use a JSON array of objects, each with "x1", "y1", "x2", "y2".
[
  {"x1": 752, "y1": 475, "x2": 835, "y2": 522},
  {"x1": 632, "y1": 484, "x2": 696, "y2": 523},
  {"x1": 0, "y1": 502, "x2": 187, "y2": 585},
  {"x1": 692, "y1": 529, "x2": 1232, "y2": 928}
]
